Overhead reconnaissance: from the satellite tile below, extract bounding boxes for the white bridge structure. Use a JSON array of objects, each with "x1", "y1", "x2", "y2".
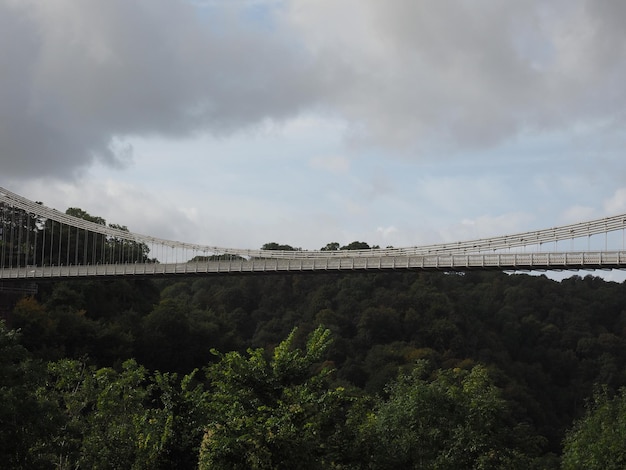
[{"x1": 2, "y1": 185, "x2": 626, "y2": 281}]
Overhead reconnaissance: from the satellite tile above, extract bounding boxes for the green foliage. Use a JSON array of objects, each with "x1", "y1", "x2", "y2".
[
  {"x1": 562, "y1": 386, "x2": 626, "y2": 469},
  {"x1": 0, "y1": 320, "x2": 56, "y2": 469},
  {"x1": 261, "y1": 242, "x2": 299, "y2": 251},
  {"x1": 65, "y1": 207, "x2": 106, "y2": 225},
  {"x1": 0, "y1": 205, "x2": 150, "y2": 268},
  {"x1": 7, "y1": 257, "x2": 626, "y2": 466},
  {"x1": 10, "y1": 280, "x2": 160, "y2": 364},
  {"x1": 40, "y1": 358, "x2": 208, "y2": 469},
  {"x1": 199, "y1": 326, "x2": 357, "y2": 469},
  {"x1": 0, "y1": 206, "x2": 42, "y2": 267},
  {"x1": 138, "y1": 281, "x2": 239, "y2": 373},
  {"x1": 11, "y1": 295, "x2": 99, "y2": 361},
  {"x1": 361, "y1": 361, "x2": 545, "y2": 469},
  {"x1": 340, "y1": 241, "x2": 371, "y2": 250}
]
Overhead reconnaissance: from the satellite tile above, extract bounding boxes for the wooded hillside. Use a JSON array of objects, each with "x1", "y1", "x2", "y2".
[{"x1": 3, "y1": 266, "x2": 626, "y2": 467}]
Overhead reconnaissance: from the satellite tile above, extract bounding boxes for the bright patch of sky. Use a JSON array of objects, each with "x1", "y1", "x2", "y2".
[{"x1": 3, "y1": 0, "x2": 626, "y2": 279}]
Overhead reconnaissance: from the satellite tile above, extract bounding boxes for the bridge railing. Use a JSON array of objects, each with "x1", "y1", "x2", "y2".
[
  {"x1": 2, "y1": 251, "x2": 625, "y2": 279},
  {"x1": 4, "y1": 185, "x2": 626, "y2": 274}
]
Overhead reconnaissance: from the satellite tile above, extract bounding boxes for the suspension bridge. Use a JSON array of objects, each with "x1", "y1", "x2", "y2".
[{"x1": 2, "y1": 185, "x2": 626, "y2": 281}]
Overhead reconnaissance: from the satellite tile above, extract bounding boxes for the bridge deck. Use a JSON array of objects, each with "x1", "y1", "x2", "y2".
[{"x1": 1, "y1": 251, "x2": 625, "y2": 280}]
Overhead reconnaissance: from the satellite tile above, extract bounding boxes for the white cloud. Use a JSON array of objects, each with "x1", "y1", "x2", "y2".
[
  {"x1": 376, "y1": 225, "x2": 398, "y2": 238},
  {"x1": 442, "y1": 212, "x2": 535, "y2": 243},
  {"x1": 0, "y1": 0, "x2": 318, "y2": 178},
  {"x1": 3, "y1": 0, "x2": 626, "y2": 268},
  {"x1": 604, "y1": 188, "x2": 626, "y2": 215},
  {"x1": 3, "y1": 0, "x2": 626, "y2": 182},
  {"x1": 560, "y1": 205, "x2": 597, "y2": 225},
  {"x1": 309, "y1": 155, "x2": 350, "y2": 174},
  {"x1": 281, "y1": 0, "x2": 626, "y2": 154}
]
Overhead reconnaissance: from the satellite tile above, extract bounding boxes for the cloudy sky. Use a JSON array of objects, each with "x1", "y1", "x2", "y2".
[{"x1": 3, "y1": 0, "x2": 626, "y2": 260}]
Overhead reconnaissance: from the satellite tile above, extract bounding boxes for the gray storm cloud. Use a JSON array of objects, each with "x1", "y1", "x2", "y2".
[
  {"x1": 0, "y1": 0, "x2": 316, "y2": 178},
  {"x1": 284, "y1": 0, "x2": 626, "y2": 149},
  {"x1": 1, "y1": 0, "x2": 626, "y2": 179}
]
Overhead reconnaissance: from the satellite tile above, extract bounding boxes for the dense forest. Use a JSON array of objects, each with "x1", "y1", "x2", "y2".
[
  {"x1": 3, "y1": 211, "x2": 626, "y2": 468},
  {"x1": 3, "y1": 268, "x2": 626, "y2": 468}
]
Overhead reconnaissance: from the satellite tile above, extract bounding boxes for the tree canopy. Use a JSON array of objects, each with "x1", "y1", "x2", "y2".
[
  {"x1": 3, "y1": 214, "x2": 626, "y2": 466},
  {"x1": 562, "y1": 386, "x2": 626, "y2": 469}
]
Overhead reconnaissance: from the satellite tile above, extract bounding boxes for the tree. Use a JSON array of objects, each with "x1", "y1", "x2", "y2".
[
  {"x1": 27, "y1": 207, "x2": 150, "y2": 266},
  {"x1": 261, "y1": 242, "x2": 299, "y2": 251},
  {"x1": 360, "y1": 361, "x2": 545, "y2": 469},
  {"x1": 198, "y1": 326, "x2": 358, "y2": 469},
  {"x1": 562, "y1": 386, "x2": 626, "y2": 469},
  {"x1": 106, "y1": 223, "x2": 150, "y2": 264},
  {"x1": 340, "y1": 241, "x2": 370, "y2": 250},
  {"x1": 139, "y1": 294, "x2": 237, "y2": 374},
  {"x1": 42, "y1": 358, "x2": 208, "y2": 469},
  {"x1": 0, "y1": 321, "x2": 57, "y2": 469},
  {"x1": 0, "y1": 205, "x2": 42, "y2": 267}
]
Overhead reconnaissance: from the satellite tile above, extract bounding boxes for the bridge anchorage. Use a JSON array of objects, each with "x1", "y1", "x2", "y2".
[{"x1": 2, "y1": 185, "x2": 626, "y2": 280}]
